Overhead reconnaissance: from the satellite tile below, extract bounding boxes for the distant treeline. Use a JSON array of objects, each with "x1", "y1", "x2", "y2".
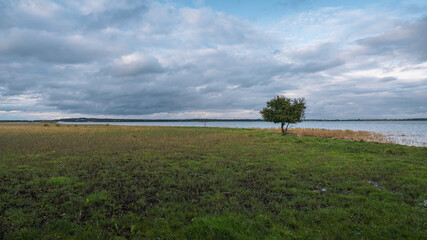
[
  {"x1": 1, "y1": 118, "x2": 427, "y2": 122},
  {"x1": 56, "y1": 118, "x2": 264, "y2": 122}
]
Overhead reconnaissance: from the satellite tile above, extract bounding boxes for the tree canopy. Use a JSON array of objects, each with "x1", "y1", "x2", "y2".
[{"x1": 260, "y1": 96, "x2": 306, "y2": 135}]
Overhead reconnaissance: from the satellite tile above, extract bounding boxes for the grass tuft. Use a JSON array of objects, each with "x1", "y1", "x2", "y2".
[{"x1": 47, "y1": 176, "x2": 73, "y2": 185}]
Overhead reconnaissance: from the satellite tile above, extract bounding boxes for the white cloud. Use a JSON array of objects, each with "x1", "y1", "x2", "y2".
[
  {"x1": 0, "y1": 1, "x2": 426, "y2": 119},
  {"x1": 108, "y1": 52, "x2": 164, "y2": 76},
  {"x1": 16, "y1": 0, "x2": 64, "y2": 18}
]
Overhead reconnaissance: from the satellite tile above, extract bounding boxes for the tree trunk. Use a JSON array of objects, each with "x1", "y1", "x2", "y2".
[
  {"x1": 285, "y1": 123, "x2": 290, "y2": 134},
  {"x1": 281, "y1": 122, "x2": 285, "y2": 135}
]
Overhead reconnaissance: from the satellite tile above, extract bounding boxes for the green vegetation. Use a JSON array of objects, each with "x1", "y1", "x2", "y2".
[
  {"x1": 0, "y1": 123, "x2": 426, "y2": 239},
  {"x1": 260, "y1": 96, "x2": 306, "y2": 135}
]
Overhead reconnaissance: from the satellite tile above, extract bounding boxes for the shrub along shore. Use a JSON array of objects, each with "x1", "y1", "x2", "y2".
[{"x1": 0, "y1": 123, "x2": 426, "y2": 239}]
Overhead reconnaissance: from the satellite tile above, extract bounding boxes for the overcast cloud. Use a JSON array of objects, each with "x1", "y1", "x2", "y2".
[{"x1": 0, "y1": 0, "x2": 426, "y2": 120}]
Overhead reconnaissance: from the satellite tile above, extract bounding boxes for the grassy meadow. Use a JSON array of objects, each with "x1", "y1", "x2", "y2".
[{"x1": 0, "y1": 122, "x2": 426, "y2": 239}]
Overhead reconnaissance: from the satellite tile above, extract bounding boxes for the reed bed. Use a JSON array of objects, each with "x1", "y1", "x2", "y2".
[{"x1": 253, "y1": 127, "x2": 393, "y2": 143}]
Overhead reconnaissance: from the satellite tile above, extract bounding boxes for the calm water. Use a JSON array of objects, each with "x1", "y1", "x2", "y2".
[{"x1": 60, "y1": 121, "x2": 427, "y2": 147}]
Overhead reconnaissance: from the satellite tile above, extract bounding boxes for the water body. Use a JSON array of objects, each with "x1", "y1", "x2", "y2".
[{"x1": 60, "y1": 121, "x2": 427, "y2": 147}]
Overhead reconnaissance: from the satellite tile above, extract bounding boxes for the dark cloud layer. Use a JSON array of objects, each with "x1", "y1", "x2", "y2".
[
  {"x1": 1, "y1": 29, "x2": 116, "y2": 63},
  {"x1": 357, "y1": 17, "x2": 427, "y2": 62},
  {"x1": 0, "y1": 0, "x2": 426, "y2": 119}
]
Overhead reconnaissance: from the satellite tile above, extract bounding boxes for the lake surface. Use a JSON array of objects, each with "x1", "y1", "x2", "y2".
[{"x1": 60, "y1": 121, "x2": 427, "y2": 147}]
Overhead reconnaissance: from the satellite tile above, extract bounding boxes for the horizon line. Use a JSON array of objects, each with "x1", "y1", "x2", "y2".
[{"x1": 1, "y1": 117, "x2": 427, "y2": 122}]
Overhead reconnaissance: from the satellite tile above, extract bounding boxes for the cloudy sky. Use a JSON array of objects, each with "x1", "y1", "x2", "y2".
[{"x1": 0, "y1": 0, "x2": 426, "y2": 120}]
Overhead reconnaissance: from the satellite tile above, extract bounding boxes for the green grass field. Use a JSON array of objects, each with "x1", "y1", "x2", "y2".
[{"x1": 0, "y1": 123, "x2": 426, "y2": 239}]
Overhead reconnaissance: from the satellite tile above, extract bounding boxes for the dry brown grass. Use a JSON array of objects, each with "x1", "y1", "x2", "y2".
[
  {"x1": 253, "y1": 127, "x2": 392, "y2": 143},
  {"x1": 0, "y1": 122, "x2": 404, "y2": 146},
  {"x1": 0, "y1": 122, "x2": 247, "y2": 155}
]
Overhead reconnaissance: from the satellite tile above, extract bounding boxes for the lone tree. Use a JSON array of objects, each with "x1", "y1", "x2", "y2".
[{"x1": 260, "y1": 96, "x2": 306, "y2": 135}]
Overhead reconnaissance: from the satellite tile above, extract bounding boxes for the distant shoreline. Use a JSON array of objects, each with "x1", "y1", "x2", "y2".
[{"x1": 1, "y1": 118, "x2": 427, "y2": 123}]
